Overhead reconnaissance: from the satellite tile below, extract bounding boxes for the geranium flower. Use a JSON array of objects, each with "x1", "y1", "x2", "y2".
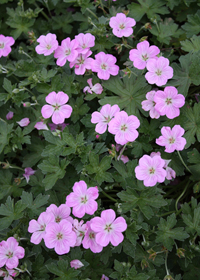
[
  {"x1": 17, "y1": 118, "x2": 30, "y2": 127},
  {"x1": 91, "y1": 104, "x2": 120, "y2": 134},
  {"x1": 92, "y1": 52, "x2": 119, "y2": 80},
  {"x1": 66, "y1": 180, "x2": 99, "y2": 218},
  {"x1": 41, "y1": 91, "x2": 72, "y2": 125},
  {"x1": 0, "y1": 35, "x2": 15, "y2": 58},
  {"x1": 109, "y1": 13, "x2": 136, "y2": 38},
  {"x1": 72, "y1": 219, "x2": 88, "y2": 246},
  {"x1": 6, "y1": 111, "x2": 14, "y2": 120},
  {"x1": 54, "y1": 38, "x2": 79, "y2": 66},
  {"x1": 145, "y1": 57, "x2": 173, "y2": 86},
  {"x1": 35, "y1": 33, "x2": 58, "y2": 56},
  {"x1": 135, "y1": 154, "x2": 166, "y2": 187},
  {"x1": 83, "y1": 78, "x2": 103, "y2": 95},
  {"x1": 156, "y1": 125, "x2": 186, "y2": 153},
  {"x1": 69, "y1": 50, "x2": 94, "y2": 75},
  {"x1": 82, "y1": 221, "x2": 103, "y2": 253},
  {"x1": 75, "y1": 33, "x2": 95, "y2": 54},
  {"x1": 46, "y1": 204, "x2": 71, "y2": 223},
  {"x1": 23, "y1": 167, "x2": 36, "y2": 183},
  {"x1": 0, "y1": 237, "x2": 25, "y2": 269},
  {"x1": 108, "y1": 111, "x2": 140, "y2": 145},
  {"x1": 129, "y1": 41, "x2": 160, "y2": 70},
  {"x1": 70, "y1": 260, "x2": 84, "y2": 269},
  {"x1": 28, "y1": 212, "x2": 54, "y2": 244},
  {"x1": 90, "y1": 209, "x2": 127, "y2": 247},
  {"x1": 141, "y1": 90, "x2": 161, "y2": 119},
  {"x1": 34, "y1": 121, "x2": 49, "y2": 130},
  {"x1": 44, "y1": 220, "x2": 77, "y2": 255},
  {"x1": 154, "y1": 86, "x2": 185, "y2": 119}
]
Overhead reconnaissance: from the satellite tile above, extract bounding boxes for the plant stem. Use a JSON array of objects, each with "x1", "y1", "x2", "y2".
[
  {"x1": 86, "y1": 8, "x2": 99, "y2": 20},
  {"x1": 101, "y1": 190, "x2": 118, "y2": 202},
  {"x1": 177, "y1": 151, "x2": 191, "y2": 173},
  {"x1": 118, "y1": 144, "x2": 127, "y2": 161},
  {"x1": 33, "y1": 3, "x2": 49, "y2": 21},
  {"x1": 175, "y1": 180, "x2": 190, "y2": 212},
  {"x1": 165, "y1": 251, "x2": 170, "y2": 276}
]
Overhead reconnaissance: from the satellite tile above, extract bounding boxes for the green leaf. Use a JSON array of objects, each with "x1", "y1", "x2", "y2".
[
  {"x1": 182, "y1": 103, "x2": 200, "y2": 148},
  {"x1": 21, "y1": 191, "x2": 49, "y2": 215},
  {"x1": 182, "y1": 10, "x2": 200, "y2": 37},
  {"x1": 128, "y1": 0, "x2": 169, "y2": 21},
  {"x1": 167, "y1": 54, "x2": 191, "y2": 96},
  {"x1": 156, "y1": 213, "x2": 189, "y2": 250},
  {"x1": 181, "y1": 35, "x2": 200, "y2": 53},
  {"x1": 0, "y1": 196, "x2": 27, "y2": 231},
  {"x1": 0, "y1": 120, "x2": 13, "y2": 154},
  {"x1": 46, "y1": 260, "x2": 80, "y2": 280},
  {"x1": 99, "y1": 75, "x2": 151, "y2": 120},
  {"x1": 150, "y1": 18, "x2": 183, "y2": 45},
  {"x1": 182, "y1": 207, "x2": 200, "y2": 235}
]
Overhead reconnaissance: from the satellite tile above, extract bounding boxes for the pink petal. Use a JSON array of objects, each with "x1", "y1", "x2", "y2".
[{"x1": 41, "y1": 105, "x2": 54, "y2": 119}]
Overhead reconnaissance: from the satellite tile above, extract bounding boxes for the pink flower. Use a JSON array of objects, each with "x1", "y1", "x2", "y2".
[
  {"x1": 44, "y1": 220, "x2": 77, "y2": 255},
  {"x1": 46, "y1": 204, "x2": 71, "y2": 223},
  {"x1": 34, "y1": 121, "x2": 49, "y2": 130},
  {"x1": 72, "y1": 219, "x2": 87, "y2": 246},
  {"x1": 69, "y1": 50, "x2": 94, "y2": 75},
  {"x1": 83, "y1": 78, "x2": 103, "y2": 95},
  {"x1": 6, "y1": 112, "x2": 14, "y2": 120},
  {"x1": 54, "y1": 38, "x2": 79, "y2": 66},
  {"x1": 92, "y1": 52, "x2": 119, "y2": 80},
  {"x1": 41, "y1": 91, "x2": 72, "y2": 125},
  {"x1": 91, "y1": 104, "x2": 120, "y2": 134},
  {"x1": 129, "y1": 41, "x2": 160, "y2": 69},
  {"x1": 82, "y1": 221, "x2": 103, "y2": 253},
  {"x1": 17, "y1": 118, "x2": 30, "y2": 127},
  {"x1": 108, "y1": 111, "x2": 140, "y2": 145},
  {"x1": 0, "y1": 237, "x2": 25, "y2": 269},
  {"x1": 66, "y1": 181, "x2": 99, "y2": 218},
  {"x1": 156, "y1": 125, "x2": 186, "y2": 153},
  {"x1": 48, "y1": 122, "x2": 67, "y2": 131},
  {"x1": 145, "y1": 57, "x2": 173, "y2": 86},
  {"x1": 70, "y1": 259, "x2": 84, "y2": 269},
  {"x1": 75, "y1": 33, "x2": 95, "y2": 54},
  {"x1": 141, "y1": 90, "x2": 160, "y2": 119},
  {"x1": 90, "y1": 209, "x2": 127, "y2": 247},
  {"x1": 117, "y1": 154, "x2": 129, "y2": 164},
  {"x1": 109, "y1": 13, "x2": 136, "y2": 38},
  {"x1": 154, "y1": 86, "x2": 185, "y2": 119},
  {"x1": 23, "y1": 167, "x2": 36, "y2": 183},
  {"x1": 0, "y1": 35, "x2": 15, "y2": 58},
  {"x1": 35, "y1": 33, "x2": 58, "y2": 56},
  {"x1": 28, "y1": 212, "x2": 54, "y2": 244},
  {"x1": 0, "y1": 267, "x2": 17, "y2": 279},
  {"x1": 135, "y1": 155, "x2": 167, "y2": 187}
]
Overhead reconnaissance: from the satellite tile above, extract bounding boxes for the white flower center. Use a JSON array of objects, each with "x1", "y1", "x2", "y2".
[
  {"x1": 0, "y1": 43, "x2": 4, "y2": 49},
  {"x1": 155, "y1": 69, "x2": 162, "y2": 76},
  {"x1": 119, "y1": 23, "x2": 125, "y2": 30},
  {"x1": 101, "y1": 63, "x2": 107, "y2": 70},
  {"x1": 65, "y1": 49, "x2": 71, "y2": 56},
  {"x1": 149, "y1": 167, "x2": 155, "y2": 174},
  {"x1": 104, "y1": 116, "x2": 111, "y2": 123},
  {"x1": 89, "y1": 232, "x2": 95, "y2": 239},
  {"x1": 105, "y1": 223, "x2": 113, "y2": 232},
  {"x1": 46, "y1": 44, "x2": 51, "y2": 50},
  {"x1": 57, "y1": 232, "x2": 63, "y2": 240},
  {"x1": 55, "y1": 216, "x2": 61, "y2": 223},
  {"x1": 6, "y1": 251, "x2": 13, "y2": 258},
  {"x1": 121, "y1": 124, "x2": 128, "y2": 131},
  {"x1": 165, "y1": 98, "x2": 172, "y2": 105},
  {"x1": 142, "y1": 54, "x2": 149, "y2": 61},
  {"x1": 168, "y1": 137, "x2": 175, "y2": 144},
  {"x1": 80, "y1": 195, "x2": 88, "y2": 204}
]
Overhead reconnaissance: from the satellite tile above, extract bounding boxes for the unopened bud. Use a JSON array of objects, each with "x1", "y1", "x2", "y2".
[
  {"x1": 139, "y1": 36, "x2": 148, "y2": 42},
  {"x1": 12, "y1": 88, "x2": 20, "y2": 93},
  {"x1": 176, "y1": 248, "x2": 185, "y2": 258},
  {"x1": 23, "y1": 102, "x2": 31, "y2": 107},
  {"x1": 141, "y1": 259, "x2": 149, "y2": 270},
  {"x1": 163, "y1": 275, "x2": 174, "y2": 280}
]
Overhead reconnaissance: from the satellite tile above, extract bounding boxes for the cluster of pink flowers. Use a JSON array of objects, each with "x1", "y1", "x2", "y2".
[
  {"x1": 135, "y1": 152, "x2": 176, "y2": 187},
  {"x1": 91, "y1": 104, "x2": 140, "y2": 145},
  {"x1": 35, "y1": 33, "x2": 119, "y2": 80},
  {"x1": 129, "y1": 40, "x2": 173, "y2": 86},
  {"x1": 28, "y1": 180, "x2": 127, "y2": 255},
  {"x1": 141, "y1": 86, "x2": 185, "y2": 119},
  {"x1": 0, "y1": 237, "x2": 25, "y2": 280}
]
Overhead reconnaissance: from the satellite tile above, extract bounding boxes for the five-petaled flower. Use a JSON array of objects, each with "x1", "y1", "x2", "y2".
[
  {"x1": 108, "y1": 111, "x2": 140, "y2": 145},
  {"x1": 0, "y1": 35, "x2": 15, "y2": 58},
  {"x1": 90, "y1": 209, "x2": 127, "y2": 247},
  {"x1": 41, "y1": 91, "x2": 72, "y2": 124},
  {"x1": 135, "y1": 154, "x2": 167, "y2": 187},
  {"x1": 35, "y1": 33, "x2": 58, "y2": 56},
  {"x1": 66, "y1": 180, "x2": 99, "y2": 218},
  {"x1": 156, "y1": 125, "x2": 186, "y2": 153},
  {"x1": 109, "y1": 13, "x2": 136, "y2": 38}
]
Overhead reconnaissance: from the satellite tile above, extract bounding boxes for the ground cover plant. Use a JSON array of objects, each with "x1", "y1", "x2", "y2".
[{"x1": 1, "y1": 0, "x2": 200, "y2": 279}]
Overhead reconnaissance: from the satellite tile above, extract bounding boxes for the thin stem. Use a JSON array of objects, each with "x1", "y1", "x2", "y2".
[
  {"x1": 33, "y1": 3, "x2": 49, "y2": 21},
  {"x1": 118, "y1": 144, "x2": 127, "y2": 161},
  {"x1": 99, "y1": 0, "x2": 107, "y2": 14},
  {"x1": 101, "y1": 190, "x2": 118, "y2": 202},
  {"x1": 86, "y1": 8, "x2": 98, "y2": 20},
  {"x1": 177, "y1": 151, "x2": 191, "y2": 173},
  {"x1": 175, "y1": 180, "x2": 190, "y2": 212},
  {"x1": 165, "y1": 251, "x2": 169, "y2": 276}
]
